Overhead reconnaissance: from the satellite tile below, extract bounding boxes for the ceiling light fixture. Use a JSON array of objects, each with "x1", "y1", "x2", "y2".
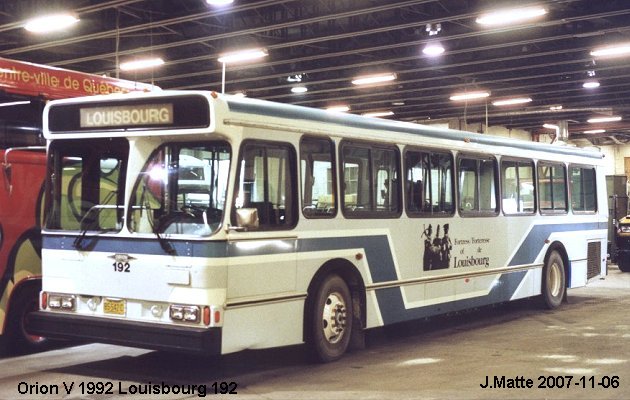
[
  {"x1": 363, "y1": 110, "x2": 394, "y2": 118},
  {"x1": 449, "y1": 91, "x2": 490, "y2": 101},
  {"x1": 327, "y1": 105, "x2": 350, "y2": 113},
  {"x1": 0, "y1": 101, "x2": 31, "y2": 108},
  {"x1": 291, "y1": 86, "x2": 308, "y2": 94},
  {"x1": 422, "y1": 42, "x2": 445, "y2": 56},
  {"x1": 119, "y1": 57, "x2": 165, "y2": 71},
  {"x1": 590, "y1": 43, "x2": 630, "y2": 58},
  {"x1": 218, "y1": 48, "x2": 267, "y2": 64},
  {"x1": 24, "y1": 13, "x2": 79, "y2": 33},
  {"x1": 476, "y1": 7, "x2": 547, "y2": 26},
  {"x1": 549, "y1": 105, "x2": 563, "y2": 111},
  {"x1": 543, "y1": 123, "x2": 559, "y2": 130},
  {"x1": 587, "y1": 116, "x2": 622, "y2": 123},
  {"x1": 206, "y1": 0, "x2": 234, "y2": 5},
  {"x1": 352, "y1": 73, "x2": 397, "y2": 86},
  {"x1": 583, "y1": 80, "x2": 600, "y2": 89},
  {"x1": 583, "y1": 129, "x2": 606, "y2": 134},
  {"x1": 492, "y1": 97, "x2": 532, "y2": 106}
]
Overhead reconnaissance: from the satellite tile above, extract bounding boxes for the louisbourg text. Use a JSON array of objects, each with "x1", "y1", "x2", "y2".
[{"x1": 480, "y1": 375, "x2": 534, "y2": 389}]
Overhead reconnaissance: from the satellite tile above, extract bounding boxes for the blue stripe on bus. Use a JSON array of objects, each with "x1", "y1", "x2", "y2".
[
  {"x1": 506, "y1": 222, "x2": 602, "y2": 266},
  {"x1": 375, "y1": 270, "x2": 528, "y2": 325}
]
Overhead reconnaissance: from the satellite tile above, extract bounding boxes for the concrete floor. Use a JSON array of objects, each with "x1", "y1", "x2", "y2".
[{"x1": 1, "y1": 265, "x2": 629, "y2": 400}]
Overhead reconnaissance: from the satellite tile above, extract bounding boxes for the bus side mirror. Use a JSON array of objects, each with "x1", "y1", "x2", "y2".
[{"x1": 234, "y1": 208, "x2": 259, "y2": 230}]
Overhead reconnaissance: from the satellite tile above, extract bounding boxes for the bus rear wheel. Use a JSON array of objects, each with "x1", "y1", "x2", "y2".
[
  {"x1": 541, "y1": 251, "x2": 566, "y2": 309},
  {"x1": 308, "y1": 274, "x2": 353, "y2": 363}
]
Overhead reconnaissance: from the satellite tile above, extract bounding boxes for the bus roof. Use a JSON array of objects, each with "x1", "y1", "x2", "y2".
[
  {"x1": 0, "y1": 57, "x2": 157, "y2": 99},
  {"x1": 44, "y1": 90, "x2": 603, "y2": 160}
]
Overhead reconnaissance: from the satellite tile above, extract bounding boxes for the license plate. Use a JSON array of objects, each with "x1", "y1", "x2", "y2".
[{"x1": 103, "y1": 299, "x2": 126, "y2": 316}]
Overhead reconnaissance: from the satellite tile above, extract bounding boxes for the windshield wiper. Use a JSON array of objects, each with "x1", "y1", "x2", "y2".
[{"x1": 73, "y1": 204, "x2": 122, "y2": 250}]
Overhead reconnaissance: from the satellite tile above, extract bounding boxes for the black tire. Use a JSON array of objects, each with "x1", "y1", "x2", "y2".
[
  {"x1": 618, "y1": 254, "x2": 630, "y2": 272},
  {"x1": 6, "y1": 285, "x2": 49, "y2": 354},
  {"x1": 541, "y1": 251, "x2": 566, "y2": 309},
  {"x1": 308, "y1": 274, "x2": 353, "y2": 363}
]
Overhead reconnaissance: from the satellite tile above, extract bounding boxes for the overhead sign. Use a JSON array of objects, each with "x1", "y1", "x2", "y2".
[
  {"x1": 0, "y1": 57, "x2": 156, "y2": 99},
  {"x1": 80, "y1": 104, "x2": 173, "y2": 128}
]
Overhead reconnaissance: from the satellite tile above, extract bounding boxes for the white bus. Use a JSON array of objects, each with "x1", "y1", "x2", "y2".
[{"x1": 30, "y1": 91, "x2": 607, "y2": 362}]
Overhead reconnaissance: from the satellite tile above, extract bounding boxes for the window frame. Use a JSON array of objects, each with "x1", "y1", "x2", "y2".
[
  {"x1": 456, "y1": 153, "x2": 500, "y2": 218},
  {"x1": 569, "y1": 164, "x2": 598, "y2": 214},
  {"x1": 339, "y1": 140, "x2": 402, "y2": 219},
  {"x1": 230, "y1": 139, "x2": 299, "y2": 231},
  {"x1": 537, "y1": 161, "x2": 568, "y2": 215},
  {"x1": 403, "y1": 146, "x2": 455, "y2": 218},
  {"x1": 500, "y1": 157, "x2": 537, "y2": 216},
  {"x1": 299, "y1": 135, "x2": 338, "y2": 219}
]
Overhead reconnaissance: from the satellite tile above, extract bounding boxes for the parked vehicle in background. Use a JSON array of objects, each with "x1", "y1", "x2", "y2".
[{"x1": 0, "y1": 57, "x2": 155, "y2": 354}]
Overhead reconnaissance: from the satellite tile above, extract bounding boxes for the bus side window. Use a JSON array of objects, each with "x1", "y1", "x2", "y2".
[
  {"x1": 458, "y1": 155, "x2": 498, "y2": 216},
  {"x1": 233, "y1": 141, "x2": 297, "y2": 230},
  {"x1": 538, "y1": 162, "x2": 567, "y2": 214},
  {"x1": 405, "y1": 149, "x2": 454, "y2": 216},
  {"x1": 300, "y1": 137, "x2": 336, "y2": 218},
  {"x1": 570, "y1": 166, "x2": 597, "y2": 213}
]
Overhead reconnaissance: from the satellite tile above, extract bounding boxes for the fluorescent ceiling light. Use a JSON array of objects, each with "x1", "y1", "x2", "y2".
[
  {"x1": 587, "y1": 116, "x2": 621, "y2": 123},
  {"x1": 24, "y1": 13, "x2": 79, "y2": 33},
  {"x1": 291, "y1": 86, "x2": 308, "y2": 93},
  {"x1": 218, "y1": 48, "x2": 267, "y2": 64},
  {"x1": 327, "y1": 105, "x2": 350, "y2": 113},
  {"x1": 119, "y1": 57, "x2": 165, "y2": 71},
  {"x1": 231, "y1": 91, "x2": 246, "y2": 98},
  {"x1": 583, "y1": 129, "x2": 606, "y2": 134},
  {"x1": 476, "y1": 7, "x2": 547, "y2": 26},
  {"x1": 492, "y1": 97, "x2": 532, "y2": 106},
  {"x1": 549, "y1": 105, "x2": 563, "y2": 111},
  {"x1": 422, "y1": 42, "x2": 445, "y2": 56},
  {"x1": 449, "y1": 91, "x2": 490, "y2": 101},
  {"x1": 206, "y1": 0, "x2": 234, "y2": 5},
  {"x1": 582, "y1": 80, "x2": 600, "y2": 89},
  {"x1": 590, "y1": 43, "x2": 630, "y2": 58},
  {"x1": 352, "y1": 73, "x2": 397, "y2": 86},
  {"x1": 363, "y1": 111, "x2": 394, "y2": 118},
  {"x1": 543, "y1": 124, "x2": 559, "y2": 130}
]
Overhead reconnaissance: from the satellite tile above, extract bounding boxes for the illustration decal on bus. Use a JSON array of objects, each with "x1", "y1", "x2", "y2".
[
  {"x1": 422, "y1": 223, "x2": 492, "y2": 270},
  {"x1": 421, "y1": 223, "x2": 452, "y2": 270}
]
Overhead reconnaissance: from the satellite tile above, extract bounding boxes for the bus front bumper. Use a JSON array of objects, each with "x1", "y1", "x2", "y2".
[{"x1": 28, "y1": 311, "x2": 221, "y2": 354}]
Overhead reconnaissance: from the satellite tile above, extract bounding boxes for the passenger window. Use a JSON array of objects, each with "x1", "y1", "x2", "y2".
[
  {"x1": 341, "y1": 143, "x2": 400, "y2": 217},
  {"x1": 405, "y1": 150, "x2": 454, "y2": 216},
  {"x1": 300, "y1": 137, "x2": 336, "y2": 218},
  {"x1": 501, "y1": 160, "x2": 535, "y2": 214},
  {"x1": 233, "y1": 141, "x2": 297, "y2": 230},
  {"x1": 570, "y1": 166, "x2": 597, "y2": 212},
  {"x1": 458, "y1": 155, "x2": 498, "y2": 215},
  {"x1": 538, "y1": 162, "x2": 567, "y2": 213}
]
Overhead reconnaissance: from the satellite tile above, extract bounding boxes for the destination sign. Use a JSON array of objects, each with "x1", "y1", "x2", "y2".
[
  {"x1": 80, "y1": 103, "x2": 173, "y2": 128},
  {"x1": 47, "y1": 94, "x2": 211, "y2": 134}
]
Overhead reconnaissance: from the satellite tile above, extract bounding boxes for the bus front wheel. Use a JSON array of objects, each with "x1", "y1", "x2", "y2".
[
  {"x1": 308, "y1": 274, "x2": 353, "y2": 362},
  {"x1": 541, "y1": 251, "x2": 566, "y2": 309}
]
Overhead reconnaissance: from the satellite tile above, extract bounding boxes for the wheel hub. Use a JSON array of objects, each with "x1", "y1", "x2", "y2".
[{"x1": 322, "y1": 292, "x2": 347, "y2": 344}]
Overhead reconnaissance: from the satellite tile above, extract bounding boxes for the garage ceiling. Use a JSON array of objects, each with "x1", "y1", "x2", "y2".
[{"x1": 2, "y1": 0, "x2": 630, "y2": 145}]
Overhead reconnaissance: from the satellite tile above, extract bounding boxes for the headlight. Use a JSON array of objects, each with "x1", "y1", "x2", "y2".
[
  {"x1": 48, "y1": 294, "x2": 76, "y2": 310},
  {"x1": 621, "y1": 225, "x2": 630, "y2": 233},
  {"x1": 169, "y1": 304, "x2": 200, "y2": 323}
]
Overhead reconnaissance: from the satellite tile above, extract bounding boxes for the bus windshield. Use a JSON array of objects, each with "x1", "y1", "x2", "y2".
[
  {"x1": 46, "y1": 138, "x2": 128, "y2": 232},
  {"x1": 129, "y1": 142, "x2": 231, "y2": 236}
]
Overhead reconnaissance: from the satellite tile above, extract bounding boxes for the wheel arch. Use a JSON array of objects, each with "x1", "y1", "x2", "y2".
[
  {"x1": 303, "y1": 258, "x2": 367, "y2": 342},
  {"x1": 544, "y1": 241, "x2": 570, "y2": 289}
]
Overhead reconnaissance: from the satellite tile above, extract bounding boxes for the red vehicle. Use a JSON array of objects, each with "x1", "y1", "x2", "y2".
[{"x1": 0, "y1": 57, "x2": 155, "y2": 354}]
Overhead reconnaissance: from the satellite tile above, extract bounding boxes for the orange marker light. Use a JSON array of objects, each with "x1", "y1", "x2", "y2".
[{"x1": 203, "y1": 306, "x2": 210, "y2": 326}]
